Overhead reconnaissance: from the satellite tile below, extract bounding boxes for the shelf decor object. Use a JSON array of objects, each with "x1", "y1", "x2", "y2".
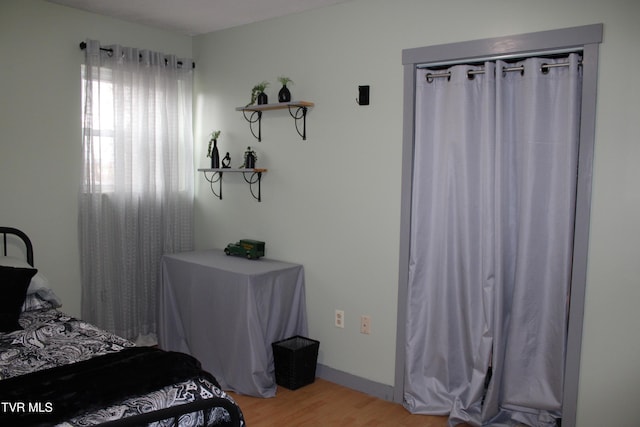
[
  {"x1": 236, "y1": 101, "x2": 314, "y2": 142},
  {"x1": 247, "y1": 81, "x2": 270, "y2": 107},
  {"x1": 198, "y1": 168, "x2": 267, "y2": 202},
  {"x1": 206, "y1": 130, "x2": 221, "y2": 168},
  {"x1": 277, "y1": 77, "x2": 293, "y2": 103},
  {"x1": 242, "y1": 146, "x2": 257, "y2": 169}
]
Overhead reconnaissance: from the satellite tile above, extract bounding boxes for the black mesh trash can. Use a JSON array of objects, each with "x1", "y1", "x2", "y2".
[{"x1": 272, "y1": 336, "x2": 320, "y2": 390}]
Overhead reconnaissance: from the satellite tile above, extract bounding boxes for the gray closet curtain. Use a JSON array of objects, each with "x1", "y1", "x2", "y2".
[{"x1": 404, "y1": 54, "x2": 582, "y2": 426}]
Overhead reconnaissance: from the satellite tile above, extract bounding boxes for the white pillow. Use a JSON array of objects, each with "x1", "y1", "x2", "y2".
[{"x1": 0, "y1": 256, "x2": 50, "y2": 294}]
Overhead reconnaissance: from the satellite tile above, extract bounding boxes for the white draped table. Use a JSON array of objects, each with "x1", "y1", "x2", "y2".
[{"x1": 158, "y1": 249, "x2": 307, "y2": 397}]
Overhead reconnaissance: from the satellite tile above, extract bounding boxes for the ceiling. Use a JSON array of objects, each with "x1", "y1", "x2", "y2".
[{"x1": 46, "y1": 0, "x2": 350, "y2": 36}]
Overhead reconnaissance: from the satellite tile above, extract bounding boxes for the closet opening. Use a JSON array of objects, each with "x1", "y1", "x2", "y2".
[{"x1": 395, "y1": 24, "x2": 602, "y2": 427}]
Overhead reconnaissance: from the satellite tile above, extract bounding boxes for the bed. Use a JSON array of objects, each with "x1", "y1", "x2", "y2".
[{"x1": 0, "y1": 227, "x2": 244, "y2": 427}]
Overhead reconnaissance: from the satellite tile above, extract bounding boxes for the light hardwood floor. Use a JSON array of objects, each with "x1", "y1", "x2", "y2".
[{"x1": 227, "y1": 378, "x2": 454, "y2": 426}]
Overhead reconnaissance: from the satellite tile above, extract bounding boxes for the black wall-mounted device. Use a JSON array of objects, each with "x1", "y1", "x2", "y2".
[{"x1": 357, "y1": 85, "x2": 370, "y2": 105}]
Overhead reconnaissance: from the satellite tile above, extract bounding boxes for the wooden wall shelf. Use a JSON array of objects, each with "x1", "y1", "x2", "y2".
[
  {"x1": 235, "y1": 101, "x2": 314, "y2": 141},
  {"x1": 198, "y1": 168, "x2": 267, "y2": 202}
]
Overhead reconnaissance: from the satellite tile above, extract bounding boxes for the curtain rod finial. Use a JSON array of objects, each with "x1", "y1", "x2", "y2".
[{"x1": 79, "y1": 41, "x2": 87, "y2": 50}]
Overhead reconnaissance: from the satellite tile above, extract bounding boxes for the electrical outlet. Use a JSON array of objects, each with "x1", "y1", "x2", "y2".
[
  {"x1": 360, "y1": 315, "x2": 371, "y2": 334},
  {"x1": 335, "y1": 310, "x2": 345, "y2": 328}
]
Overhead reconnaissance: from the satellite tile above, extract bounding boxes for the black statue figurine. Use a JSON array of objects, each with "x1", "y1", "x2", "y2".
[{"x1": 222, "y1": 152, "x2": 231, "y2": 168}]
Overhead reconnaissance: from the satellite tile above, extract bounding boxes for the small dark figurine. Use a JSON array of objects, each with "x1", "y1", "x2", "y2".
[
  {"x1": 243, "y1": 146, "x2": 257, "y2": 169},
  {"x1": 222, "y1": 152, "x2": 231, "y2": 168}
]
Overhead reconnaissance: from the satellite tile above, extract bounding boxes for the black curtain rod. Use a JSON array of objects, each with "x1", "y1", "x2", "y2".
[{"x1": 79, "y1": 41, "x2": 195, "y2": 69}]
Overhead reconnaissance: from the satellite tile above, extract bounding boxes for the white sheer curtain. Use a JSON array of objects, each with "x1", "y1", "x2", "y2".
[
  {"x1": 79, "y1": 40, "x2": 194, "y2": 343},
  {"x1": 404, "y1": 54, "x2": 582, "y2": 426}
]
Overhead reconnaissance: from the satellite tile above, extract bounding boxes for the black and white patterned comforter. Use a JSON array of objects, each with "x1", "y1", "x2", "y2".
[{"x1": 0, "y1": 306, "x2": 243, "y2": 426}]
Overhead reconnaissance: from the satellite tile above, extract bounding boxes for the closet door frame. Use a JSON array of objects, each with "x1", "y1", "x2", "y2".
[{"x1": 396, "y1": 24, "x2": 603, "y2": 427}]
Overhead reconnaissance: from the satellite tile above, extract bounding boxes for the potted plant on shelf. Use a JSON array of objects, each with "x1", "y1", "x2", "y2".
[
  {"x1": 207, "y1": 130, "x2": 221, "y2": 168},
  {"x1": 247, "y1": 81, "x2": 270, "y2": 106},
  {"x1": 277, "y1": 76, "x2": 293, "y2": 102}
]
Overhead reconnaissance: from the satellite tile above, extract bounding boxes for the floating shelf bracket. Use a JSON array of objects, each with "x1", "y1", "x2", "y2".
[
  {"x1": 240, "y1": 110, "x2": 262, "y2": 141},
  {"x1": 288, "y1": 104, "x2": 309, "y2": 140},
  {"x1": 198, "y1": 168, "x2": 267, "y2": 202},
  {"x1": 236, "y1": 101, "x2": 314, "y2": 142}
]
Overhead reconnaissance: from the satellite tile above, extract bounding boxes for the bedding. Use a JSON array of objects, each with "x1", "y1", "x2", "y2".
[{"x1": 0, "y1": 227, "x2": 243, "y2": 426}]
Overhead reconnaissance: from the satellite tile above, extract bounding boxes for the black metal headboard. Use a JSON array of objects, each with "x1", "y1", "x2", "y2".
[{"x1": 0, "y1": 227, "x2": 34, "y2": 266}]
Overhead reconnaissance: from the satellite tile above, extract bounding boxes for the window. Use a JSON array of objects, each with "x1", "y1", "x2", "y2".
[{"x1": 81, "y1": 64, "x2": 116, "y2": 192}]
